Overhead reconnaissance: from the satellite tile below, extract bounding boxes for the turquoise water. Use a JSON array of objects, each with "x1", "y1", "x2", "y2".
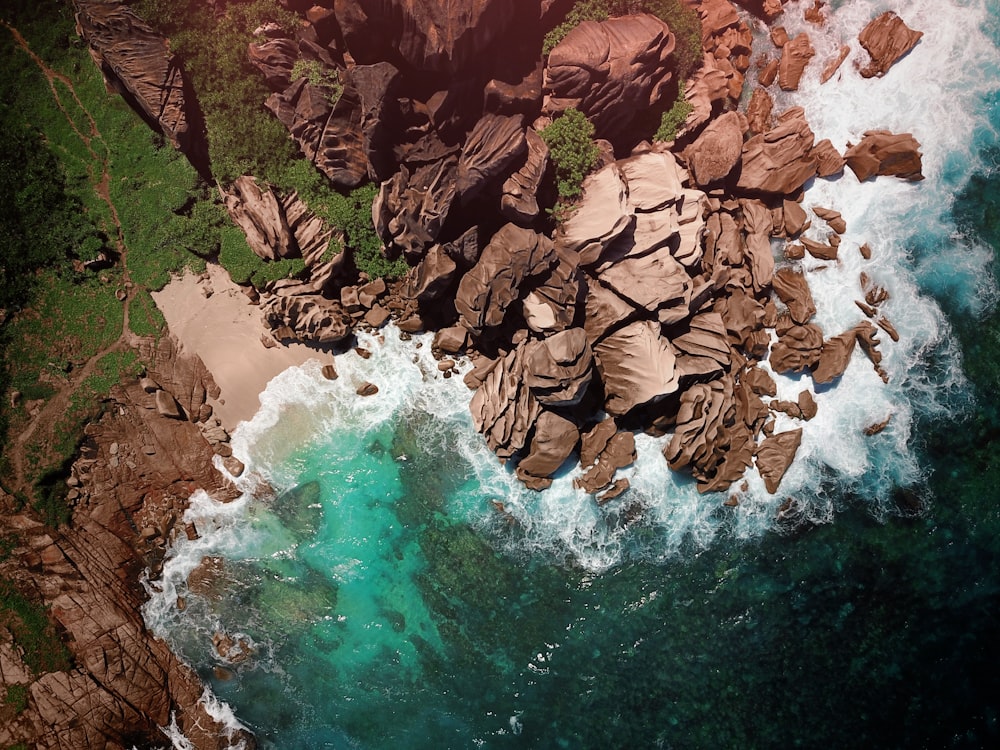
[{"x1": 147, "y1": 1, "x2": 1000, "y2": 747}]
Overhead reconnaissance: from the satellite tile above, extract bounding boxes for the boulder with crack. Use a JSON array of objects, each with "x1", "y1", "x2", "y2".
[
  {"x1": 594, "y1": 320, "x2": 681, "y2": 416},
  {"x1": 844, "y1": 130, "x2": 923, "y2": 182},
  {"x1": 858, "y1": 11, "x2": 923, "y2": 78},
  {"x1": 523, "y1": 328, "x2": 594, "y2": 407},
  {"x1": 515, "y1": 410, "x2": 580, "y2": 490},
  {"x1": 737, "y1": 107, "x2": 817, "y2": 195}
]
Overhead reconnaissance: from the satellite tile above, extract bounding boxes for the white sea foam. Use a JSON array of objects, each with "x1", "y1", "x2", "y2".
[{"x1": 141, "y1": 3, "x2": 1000, "y2": 593}]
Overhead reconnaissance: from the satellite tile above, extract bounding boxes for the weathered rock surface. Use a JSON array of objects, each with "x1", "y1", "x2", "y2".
[
  {"x1": 686, "y1": 111, "x2": 745, "y2": 186},
  {"x1": 515, "y1": 410, "x2": 580, "y2": 490},
  {"x1": 456, "y1": 113, "x2": 527, "y2": 203},
  {"x1": 0, "y1": 339, "x2": 251, "y2": 750},
  {"x1": 844, "y1": 130, "x2": 923, "y2": 182},
  {"x1": 858, "y1": 11, "x2": 923, "y2": 78},
  {"x1": 523, "y1": 328, "x2": 594, "y2": 407},
  {"x1": 755, "y1": 428, "x2": 802, "y2": 493},
  {"x1": 778, "y1": 32, "x2": 815, "y2": 91},
  {"x1": 74, "y1": 1, "x2": 193, "y2": 153},
  {"x1": 737, "y1": 107, "x2": 817, "y2": 194},
  {"x1": 594, "y1": 320, "x2": 680, "y2": 416},
  {"x1": 544, "y1": 14, "x2": 676, "y2": 142}
]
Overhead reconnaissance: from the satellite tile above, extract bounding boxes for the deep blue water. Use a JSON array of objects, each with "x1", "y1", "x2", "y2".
[{"x1": 147, "y1": 2, "x2": 1000, "y2": 748}]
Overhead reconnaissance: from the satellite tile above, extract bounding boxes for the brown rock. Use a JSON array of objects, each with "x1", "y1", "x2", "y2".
[
  {"x1": 356, "y1": 381, "x2": 379, "y2": 396},
  {"x1": 470, "y1": 345, "x2": 541, "y2": 460},
  {"x1": 782, "y1": 198, "x2": 809, "y2": 236},
  {"x1": 737, "y1": 107, "x2": 817, "y2": 195},
  {"x1": 812, "y1": 328, "x2": 858, "y2": 384},
  {"x1": 811, "y1": 138, "x2": 846, "y2": 177},
  {"x1": 778, "y1": 33, "x2": 815, "y2": 91},
  {"x1": 800, "y1": 236, "x2": 839, "y2": 261},
  {"x1": 686, "y1": 111, "x2": 745, "y2": 186},
  {"x1": 364, "y1": 304, "x2": 391, "y2": 328},
  {"x1": 820, "y1": 44, "x2": 851, "y2": 83},
  {"x1": 75, "y1": 1, "x2": 193, "y2": 153},
  {"x1": 798, "y1": 389, "x2": 818, "y2": 420},
  {"x1": 154, "y1": 389, "x2": 184, "y2": 420},
  {"x1": 456, "y1": 113, "x2": 527, "y2": 203},
  {"x1": 745, "y1": 86, "x2": 773, "y2": 135},
  {"x1": 845, "y1": 130, "x2": 923, "y2": 182},
  {"x1": 594, "y1": 321, "x2": 680, "y2": 416},
  {"x1": 544, "y1": 14, "x2": 676, "y2": 142},
  {"x1": 515, "y1": 411, "x2": 580, "y2": 490},
  {"x1": 772, "y1": 267, "x2": 816, "y2": 324},
  {"x1": 813, "y1": 206, "x2": 846, "y2": 234},
  {"x1": 502, "y1": 127, "x2": 549, "y2": 224},
  {"x1": 434, "y1": 326, "x2": 467, "y2": 354},
  {"x1": 770, "y1": 323, "x2": 824, "y2": 373},
  {"x1": 759, "y1": 58, "x2": 780, "y2": 87},
  {"x1": 858, "y1": 11, "x2": 923, "y2": 78},
  {"x1": 523, "y1": 328, "x2": 594, "y2": 407},
  {"x1": 456, "y1": 224, "x2": 559, "y2": 335},
  {"x1": 755, "y1": 428, "x2": 802, "y2": 493}
]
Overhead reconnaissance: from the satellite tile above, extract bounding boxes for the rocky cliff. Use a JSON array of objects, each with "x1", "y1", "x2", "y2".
[{"x1": 0, "y1": 338, "x2": 254, "y2": 749}]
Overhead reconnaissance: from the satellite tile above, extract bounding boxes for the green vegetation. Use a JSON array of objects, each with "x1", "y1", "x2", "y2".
[
  {"x1": 219, "y1": 226, "x2": 307, "y2": 287},
  {"x1": 654, "y1": 80, "x2": 693, "y2": 142},
  {"x1": 135, "y1": 0, "x2": 301, "y2": 185},
  {"x1": 287, "y1": 164, "x2": 409, "y2": 280},
  {"x1": 128, "y1": 289, "x2": 167, "y2": 339},
  {"x1": 3, "y1": 683, "x2": 30, "y2": 715},
  {"x1": 542, "y1": 0, "x2": 610, "y2": 55},
  {"x1": 543, "y1": 0, "x2": 702, "y2": 80},
  {"x1": 290, "y1": 59, "x2": 343, "y2": 107},
  {"x1": 0, "y1": 578, "x2": 72, "y2": 675},
  {"x1": 540, "y1": 108, "x2": 600, "y2": 207}
]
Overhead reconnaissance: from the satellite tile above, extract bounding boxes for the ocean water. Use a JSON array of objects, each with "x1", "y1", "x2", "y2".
[{"x1": 144, "y1": 1, "x2": 1000, "y2": 747}]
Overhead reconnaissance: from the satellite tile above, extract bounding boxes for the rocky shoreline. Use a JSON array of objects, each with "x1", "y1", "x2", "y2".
[{"x1": 2, "y1": 1, "x2": 926, "y2": 747}]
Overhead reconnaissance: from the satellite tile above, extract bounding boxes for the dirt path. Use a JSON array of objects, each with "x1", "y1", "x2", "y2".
[{"x1": 4, "y1": 22, "x2": 136, "y2": 503}]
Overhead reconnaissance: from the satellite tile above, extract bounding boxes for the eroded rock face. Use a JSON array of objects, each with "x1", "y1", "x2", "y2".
[
  {"x1": 595, "y1": 320, "x2": 680, "y2": 416},
  {"x1": 74, "y1": 1, "x2": 192, "y2": 153},
  {"x1": 858, "y1": 11, "x2": 923, "y2": 78},
  {"x1": 544, "y1": 13, "x2": 676, "y2": 142},
  {"x1": 844, "y1": 130, "x2": 923, "y2": 182},
  {"x1": 0, "y1": 339, "x2": 251, "y2": 750},
  {"x1": 737, "y1": 107, "x2": 817, "y2": 194},
  {"x1": 778, "y1": 32, "x2": 815, "y2": 91},
  {"x1": 686, "y1": 111, "x2": 745, "y2": 187}
]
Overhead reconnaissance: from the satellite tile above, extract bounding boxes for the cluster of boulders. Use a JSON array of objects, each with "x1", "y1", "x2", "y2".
[
  {"x1": 222, "y1": 0, "x2": 924, "y2": 498},
  {"x1": 72, "y1": 0, "x2": 926, "y2": 502}
]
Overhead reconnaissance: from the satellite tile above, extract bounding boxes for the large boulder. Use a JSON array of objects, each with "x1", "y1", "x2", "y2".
[
  {"x1": 844, "y1": 130, "x2": 923, "y2": 182},
  {"x1": 456, "y1": 224, "x2": 559, "y2": 335},
  {"x1": 737, "y1": 107, "x2": 817, "y2": 194},
  {"x1": 544, "y1": 14, "x2": 676, "y2": 142},
  {"x1": 456, "y1": 113, "x2": 527, "y2": 203},
  {"x1": 685, "y1": 111, "x2": 745, "y2": 187},
  {"x1": 469, "y1": 344, "x2": 542, "y2": 460},
  {"x1": 74, "y1": 1, "x2": 193, "y2": 153},
  {"x1": 594, "y1": 320, "x2": 680, "y2": 416},
  {"x1": 858, "y1": 11, "x2": 923, "y2": 78},
  {"x1": 515, "y1": 410, "x2": 580, "y2": 490},
  {"x1": 523, "y1": 328, "x2": 594, "y2": 406},
  {"x1": 778, "y1": 33, "x2": 815, "y2": 91}
]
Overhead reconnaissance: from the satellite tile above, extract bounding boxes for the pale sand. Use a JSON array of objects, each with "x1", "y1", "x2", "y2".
[{"x1": 152, "y1": 263, "x2": 323, "y2": 431}]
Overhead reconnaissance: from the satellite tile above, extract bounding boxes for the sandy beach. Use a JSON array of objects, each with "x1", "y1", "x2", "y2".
[{"x1": 152, "y1": 263, "x2": 324, "y2": 431}]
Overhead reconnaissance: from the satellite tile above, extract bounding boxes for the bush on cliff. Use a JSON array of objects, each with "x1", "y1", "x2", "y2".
[
  {"x1": 541, "y1": 108, "x2": 600, "y2": 205},
  {"x1": 654, "y1": 81, "x2": 694, "y2": 142}
]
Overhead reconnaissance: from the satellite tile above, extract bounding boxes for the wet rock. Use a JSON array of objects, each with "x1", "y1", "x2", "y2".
[
  {"x1": 778, "y1": 33, "x2": 815, "y2": 91},
  {"x1": 356, "y1": 381, "x2": 379, "y2": 396},
  {"x1": 772, "y1": 267, "x2": 816, "y2": 325},
  {"x1": 515, "y1": 410, "x2": 579, "y2": 490},
  {"x1": 755, "y1": 428, "x2": 802, "y2": 493},
  {"x1": 858, "y1": 11, "x2": 923, "y2": 78},
  {"x1": 844, "y1": 130, "x2": 923, "y2": 182},
  {"x1": 737, "y1": 107, "x2": 817, "y2": 195}
]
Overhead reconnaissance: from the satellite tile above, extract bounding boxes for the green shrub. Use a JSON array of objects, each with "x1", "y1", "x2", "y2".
[
  {"x1": 540, "y1": 108, "x2": 600, "y2": 203},
  {"x1": 3, "y1": 683, "x2": 30, "y2": 715},
  {"x1": 543, "y1": 0, "x2": 610, "y2": 55},
  {"x1": 290, "y1": 59, "x2": 343, "y2": 107},
  {"x1": 654, "y1": 81, "x2": 693, "y2": 142},
  {"x1": 287, "y1": 164, "x2": 408, "y2": 280},
  {"x1": 218, "y1": 226, "x2": 306, "y2": 287}
]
